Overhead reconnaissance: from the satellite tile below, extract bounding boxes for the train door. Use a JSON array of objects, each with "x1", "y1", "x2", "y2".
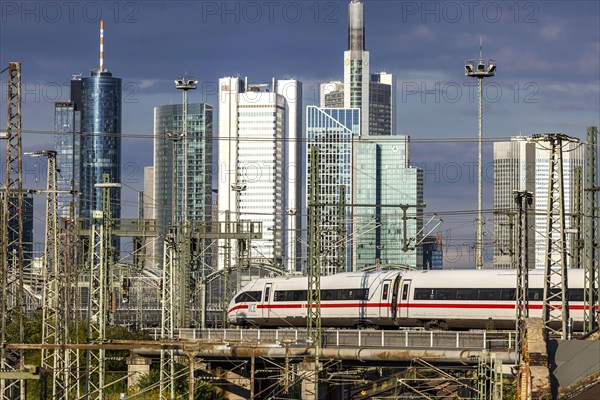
[
  {"x1": 262, "y1": 283, "x2": 272, "y2": 319},
  {"x1": 399, "y1": 280, "x2": 411, "y2": 319},
  {"x1": 380, "y1": 279, "x2": 392, "y2": 318},
  {"x1": 391, "y1": 276, "x2": 400, "y2": 321}
]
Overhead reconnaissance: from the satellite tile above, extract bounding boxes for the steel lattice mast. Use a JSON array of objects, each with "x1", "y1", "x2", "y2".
[
  {"x1": 514, "y1": 190, "x2": 532, "y2": 357},
  {"x1": 160, "y1": 228, "x2": 179, "y2": 400},
  {"x1": 85, "y1": 174, "x2": 119, "y2": 399},
  {"x1": 307, "y1": 146, "x2": 322, "y2": 399},
  {"x1": 1, "y1": 61, "x2": 25, "y2": 400},
  {"x1": 584, "y1": 126, "x2": 599, "y2": 332},
  {"x1": 31, "y1": 150, "x2": 71, "y2": 399},
  {"x1": 532, "y1": 133, "x2": 574, "y2": 339}
]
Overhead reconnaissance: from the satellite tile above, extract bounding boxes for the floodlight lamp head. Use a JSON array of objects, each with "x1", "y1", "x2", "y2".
[{"x1": 465, "y1": 64, "x2": 474, "y2": 75}]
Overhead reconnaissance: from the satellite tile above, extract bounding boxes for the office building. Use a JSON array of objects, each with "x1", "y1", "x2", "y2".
[
  {"x1": 78, "y1": 68, "x2": 122, "y2": 221},
  {"x1": 493, "y1": 138, "x2": 536, "y2": 269},
  {"x1": 321, "y1": 1, "x2": 396, "y2": 136},
  {"x1": 54, "y1": 100, "x2": 79, "y2": 219},
  {"x1": 218, "y1": 77, "x2": 302, "y2": 272},
  {"x1": 306, "y1": 106, "x2": 360, "y2": 275},
  {"x1": 422, "y1": 235, "x2": 443, "y2": 270},
  {"x1": 354, "y1": 136, "x2": 423, "y2": 270}
]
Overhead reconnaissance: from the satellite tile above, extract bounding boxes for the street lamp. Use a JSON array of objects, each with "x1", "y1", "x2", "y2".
[{"x1": 465, "y1": 39, "x2": 496, "y2": 270}]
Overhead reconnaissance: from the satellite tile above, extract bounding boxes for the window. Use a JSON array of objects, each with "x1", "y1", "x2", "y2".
[
  {"x1": 478, "y1": 289, "x2": 498, "y2": 300},
  {"x1": 235, "y1": 291, "x2": 262, "y2": 303},
  {"x1": 402, "y1": 284, "x2": 409, "y2": 300},
  {"x1": 382, "y1": 284, "x2": 389, "y2": 301},
  {"x1": 264, "y1": 287, "x2": 270, "y2": 302},
  {"x1": 414, "y1": 288, "x2": 433, "y2": 300}
]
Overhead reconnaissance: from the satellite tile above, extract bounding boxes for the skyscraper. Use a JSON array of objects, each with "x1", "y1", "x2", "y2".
[
  {"x1": 306, "y1": 106, "x2": 360, "y2": 275},
  {"x1": 493, "y1": 138, "x2": 536, "y2": 269},
  {"x1": 77, "y1": 22, "x2": 122, "y2": 221},
  {"x1": 79, "y1": 69, "x2": 122, "y2": 220},
  {"x1": 153, "y1": 103, "x2": 213, "y2": 262},
  {"x1": 322, "y1": 1, "x2": 396, "y2": 136},
  {"x1": 218, "y1": 77, "x2": 302, "y2": 272},
  {"x1": 54, "y1": 100, "x2": 79, "y2": 219},
  {"x1": 354, "y1": 136, "x2": 423, "y2": 270}
]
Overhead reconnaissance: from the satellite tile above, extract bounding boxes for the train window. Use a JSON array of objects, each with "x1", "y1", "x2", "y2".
[
  {"x1": 264, "y1": 287, "x2": 270, "y2": 302},
  {"x1": 456, "y1": 289, "x2": 476, "y2": 300},
  {"x1": 414, "y1": 288, "x2": 433, "y2": 300},
  {"x1": 321, "y1": 290, "x2": 334, "y2": 301},
  {"x1": 569, "y1": 289, "x2": 584, "y2": 302},
  {"x1": 402, "y1": 284, "x2": 409, "y2": 301},
  {"x1": 382, "y1": 284, "x2": 389, "y2": 300},
  {"x1": 478, "y1": 289, "x2": 498, "y2": 300},
  {"x1": 434, "y1": 289, "x2": 455, "y2": 300},
  {"x1": 500, "y1": 289, "x2": 516, "y2": 301},
  {"x1": 235, "y1": 291, "x2": 262, "y2": 303},
  {"x1": 274, "y1": 291, "x2": 287, "y2": 302},
  {"x1": 528, "y1": 289, "x2": 543, "y2": 301},
  {"x1": 292, "y1": 290, "x2": 307, "y2": 301}
]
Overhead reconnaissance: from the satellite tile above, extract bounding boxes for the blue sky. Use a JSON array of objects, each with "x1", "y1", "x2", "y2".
[{"x1": 1, "y1": 0, "x2": 599, "y2": 267}]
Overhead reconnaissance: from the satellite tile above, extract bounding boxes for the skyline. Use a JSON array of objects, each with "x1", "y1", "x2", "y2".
[{"x1": 1, "y1": 0, "x2": 598, "y2": 268}]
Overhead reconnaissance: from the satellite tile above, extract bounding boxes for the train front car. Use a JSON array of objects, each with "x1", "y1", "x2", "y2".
[{"x1": 227, "y1": 279, "x2": 266, "y2": 326}]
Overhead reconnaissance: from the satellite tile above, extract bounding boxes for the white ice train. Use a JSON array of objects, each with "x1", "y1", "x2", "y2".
[{"x1": 227, "y1": 269, "x2": 588, "y2": 330}]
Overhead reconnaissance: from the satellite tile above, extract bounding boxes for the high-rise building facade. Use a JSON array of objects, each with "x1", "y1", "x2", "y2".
[
  {"x1": 534, "y1": 140, "x2": 584, "y2": 269},
  {"x1": 354, "y1": 136, "x2": 423, "y2": 270},
  {"x1": 493, "y1": 138, "x2": 536, "y2": 269},
  {"x1": 306, "y1": 107, "x2": 360, "y2": 275},
  {"x1": 54, "y1": 101, "x2": 80, "y2": 219},
  {"x1": 79, "y1": 69, "x2": 122, "y2": 220},
  {"x1": 369, "y1": 72, "x2": 396, "y2": 136},
  {"x1": 153, "y1": 103, "x2": 213, "y2": 263},
  {"x1": 422, "y1": 235, "x2": 443, "y2": 270},
  {"x1": 344, "y1": 0, "x2": 370, "y2": 136},
  {"x1": 218, "y1": 77, "x2": 302, "y2": 272},
  {"x1": 320, "y1": 1, "x2": 395, "y2": 136},
  {"x1": 493, "y1": 137, "x2": 584, "y2": 270}
]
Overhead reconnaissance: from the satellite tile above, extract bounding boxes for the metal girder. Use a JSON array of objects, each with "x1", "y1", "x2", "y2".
[{"x1": 160, "y1": 229, "x2": 179, "y2": 400}]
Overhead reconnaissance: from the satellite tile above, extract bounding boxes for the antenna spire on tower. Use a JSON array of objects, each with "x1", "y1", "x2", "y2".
[
  {"x1": 99, "y1": 20, "x2": 104, "y2": 71},
  {"x1": 479, "y1": 36, "x2": 483, "y2": 59}
]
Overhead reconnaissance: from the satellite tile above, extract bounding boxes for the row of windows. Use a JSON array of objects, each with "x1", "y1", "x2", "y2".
[
  {"x1": 235, "y1": 288, "x2": 370, "y2": 303},
  {"x1": 413, "y1": 288, "x2": 585, "y2": 302}
]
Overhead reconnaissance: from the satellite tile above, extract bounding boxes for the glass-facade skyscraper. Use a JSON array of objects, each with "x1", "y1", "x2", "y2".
[
  {"x1": 306, "y1": 106, "x2": 360, "y2": 275},
  {"x1": 354, "y1": 136, "x2": 423, "y2": 270},
  {"x1": 79, "y1": 69, "x2": 122, "y2": 220},
  {"x1": 54, "y1": 101, "x2": 80, "y2": 219},
  {"x1": 153, "y1": 103, "x2": 213, "y2": 263}
]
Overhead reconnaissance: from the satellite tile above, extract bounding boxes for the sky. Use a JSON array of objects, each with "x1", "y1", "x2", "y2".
[{"x1": 1, "y1": 0, "x2": 599, "y2": 268}]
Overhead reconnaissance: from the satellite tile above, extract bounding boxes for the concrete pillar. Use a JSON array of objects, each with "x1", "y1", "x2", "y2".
[
  {"x1": 299, "y1": 361, "x2": 326, "y2": 400},
  {"x1": 126, "y1": 355, "x2": 152, "y2": 388}
]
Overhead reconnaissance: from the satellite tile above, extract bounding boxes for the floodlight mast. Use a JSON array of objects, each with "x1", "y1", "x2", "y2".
[{"x1": 465, "y1": 39, "x2": 496, "y2": 269}]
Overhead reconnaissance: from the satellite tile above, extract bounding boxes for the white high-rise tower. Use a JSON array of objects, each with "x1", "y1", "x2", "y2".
[
  {"x1": 343, "y1": 0, "x2": 370, "y2": 136},
  {"x1": 218, "y1": 77, "x2": 302, "y2": 272}
]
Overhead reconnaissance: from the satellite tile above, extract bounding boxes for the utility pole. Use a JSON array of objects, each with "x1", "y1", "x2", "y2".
[
  {"x1": 465, "y1": 40, "x2": 496, "y2": 270},
  {"x1": 531, "y1": 133, "x2": 574, "y2": 339},
  {"x1": 1, "y1": 61, "x2": 25, "y2": 400},
  {"x1": 584, "y1": 126, "x2": 599, "y2": 332},
  {"x1": 86, "y1": 174, "x2": 120, "y2": 400},
  {"x1": 514, "y1": 190, "x2": 532, "y2": 357}
]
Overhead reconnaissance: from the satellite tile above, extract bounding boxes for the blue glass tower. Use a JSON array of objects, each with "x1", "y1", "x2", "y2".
[{"x1": 79, "y1": 70, "x2": 122, "y2": 219}]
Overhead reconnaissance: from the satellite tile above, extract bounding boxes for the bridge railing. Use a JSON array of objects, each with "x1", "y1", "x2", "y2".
[{"x1": 176, "y1": 328, "x2": 515, "y2": 350}]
